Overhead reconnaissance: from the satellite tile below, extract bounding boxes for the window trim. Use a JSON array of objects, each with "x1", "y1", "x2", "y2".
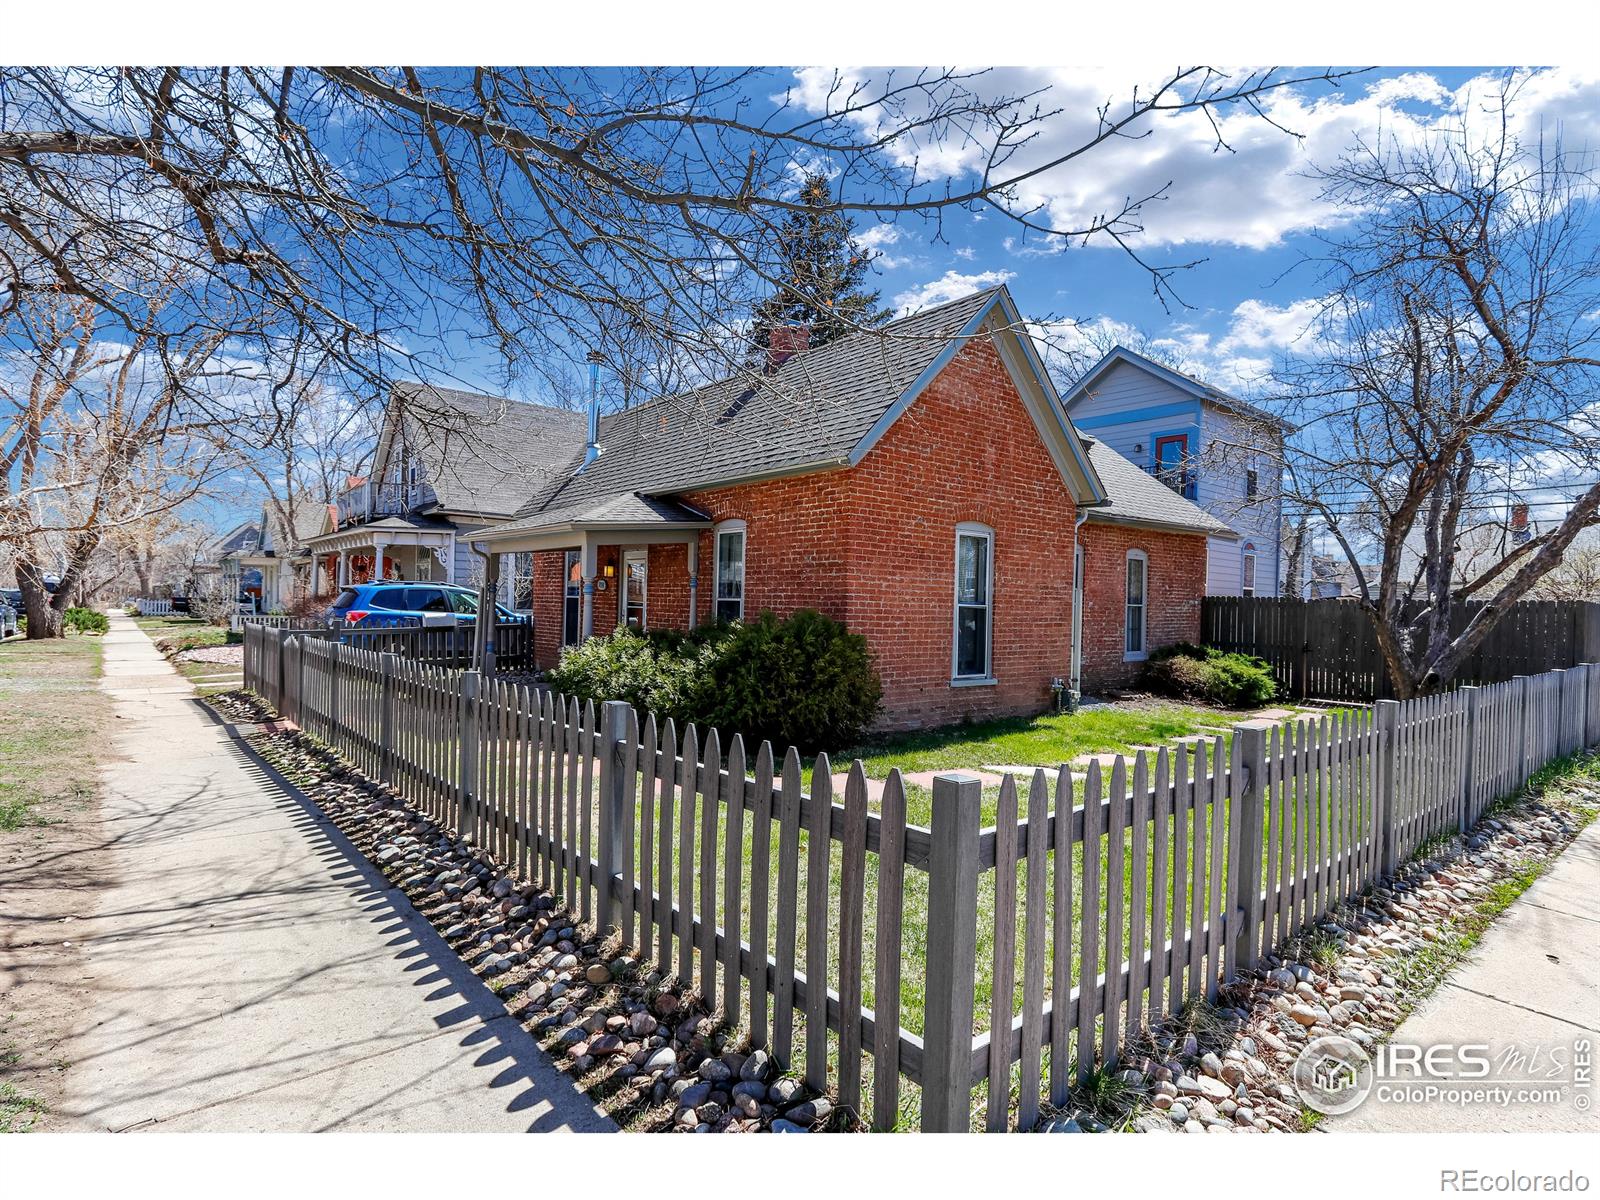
[
  {"x1": 619, "y1": 548, "x2": 648, "y2": 631},
  {"x1": 1241, "y1": 541, "x2": 1257, "y2": 598},
  {"x1": 713, "y1": 519, "x2": 746, "y2": 623},
  {"x1": 561, "y1": 549, "x2": 582, "y2": 646},
  {"x1": 1124, "y1": 549, "x2": 1149, "y2": 662},
  {"x1": 951, "y1": 522, "x2": 996, "y2": 684}
]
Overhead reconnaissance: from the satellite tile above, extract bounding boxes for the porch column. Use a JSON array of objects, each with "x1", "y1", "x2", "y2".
[
  {"x1": 374, "y1": 538, "x2": 391, "y2": 581},
  {"x1": 444, "y1": 534, "x2": 456, "y2": 583},
  {"x1": 580, "y1": 535, "x2": 598, "y2": 639},
  {"x1": 687, "y1": 537, "x2": 699, "y2": 629},
  {"x1": 337, "y1": 549, "x2": 349, "y2": 587}
]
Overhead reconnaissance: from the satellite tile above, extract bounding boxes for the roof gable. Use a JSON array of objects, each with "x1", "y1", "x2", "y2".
[
  {"x1": 1063, "y1": 345, "x2": 1291, "y2": 431},
  {"x1": 385, "y1": 383, "x2": 589, "y2": 520},
  {"x1": 517, "y1": 285, "x2": 1105, "y2": 519}
]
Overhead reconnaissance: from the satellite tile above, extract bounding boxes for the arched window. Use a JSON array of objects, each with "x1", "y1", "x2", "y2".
[
  {"x1": 1124, "y1": 549, "x2": 1148, "y2": 660},
  {"x1": 953, "y1": 523, "x2": 995, "y2": 682},
  {"x1": 714, "y1": 519, "x2": 746, "y2": 622},
  {"x1": 1242, "y1": 541, "x2": 1257, "y2": 598}
]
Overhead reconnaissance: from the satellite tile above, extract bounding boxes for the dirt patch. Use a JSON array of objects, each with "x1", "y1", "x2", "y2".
[{"x1": 0, "y1": 636, "x2": 118, "y2": 1132}]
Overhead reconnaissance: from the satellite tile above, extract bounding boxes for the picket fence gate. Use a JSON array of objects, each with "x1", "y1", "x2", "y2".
[{"x1": 243, "y1": 627, "x2": 1600, "y2": 1132}]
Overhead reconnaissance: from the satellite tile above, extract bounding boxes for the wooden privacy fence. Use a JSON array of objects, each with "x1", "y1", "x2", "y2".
[
  {"x1": 244, "y1": 634, "x2": 1600, "y2": 1132},
  {"x1": 1203, "y1": 596, "x2": 1600, "y2": 701}
]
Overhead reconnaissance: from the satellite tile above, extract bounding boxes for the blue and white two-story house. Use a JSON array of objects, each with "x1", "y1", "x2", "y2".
[{"x1": 1062, "y1": 346, "x2": 1290, "y2": 597}]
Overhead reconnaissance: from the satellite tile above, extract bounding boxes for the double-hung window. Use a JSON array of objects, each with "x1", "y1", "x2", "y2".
[
  {"x1": 953, "y1": 524, "x2": 994, "y2": 681},
  {"x1": 714, "y1": 521, "x2": 745, "y2": 622},
  {"x1": 1125, "y1": 550, "x2": 1148, "y2": 660},
  {"x1": 1242, "y1": 542, "x2": 1257, "y2": 598},
  {"x1": 562, "y1": 550, "x2": 582, "y2": 645}
]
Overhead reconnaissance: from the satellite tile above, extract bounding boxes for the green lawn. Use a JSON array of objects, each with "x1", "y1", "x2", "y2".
[
  {"x1": 0, "y1": 634, "x2": 108, "y2": 831},
  {"x1": 133, "y1": 615, "x2": 239, "y2": 657},
  {"x1": 836, "y1": 699, "x2": 1286, "y2": 779}
]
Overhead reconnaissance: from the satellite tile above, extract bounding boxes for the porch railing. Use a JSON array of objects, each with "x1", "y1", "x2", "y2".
[{"x1": 335, "y1": 479, "x2": 412, "y2": 527}]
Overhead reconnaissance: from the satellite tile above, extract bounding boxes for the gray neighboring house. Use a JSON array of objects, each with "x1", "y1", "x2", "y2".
[
  {"x1": 1062, "y1": 346, "x2": 1291, "y2": 597},
  {"x1": 301, "y1": 382, "x2": 587, "y2": 603}
]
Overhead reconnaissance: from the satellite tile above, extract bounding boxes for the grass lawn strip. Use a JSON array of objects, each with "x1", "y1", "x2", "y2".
[{"x1": 0, "y1": 633, "x2": 113, "y2": 1132}]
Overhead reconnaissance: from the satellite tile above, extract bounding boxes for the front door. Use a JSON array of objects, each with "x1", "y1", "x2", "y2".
[{"x1": 620, "y1": 550, "x2": 647, "y2": 631}]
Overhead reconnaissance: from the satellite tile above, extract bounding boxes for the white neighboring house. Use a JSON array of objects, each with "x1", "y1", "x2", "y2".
[{"x1": 1062, "y1": 346, "x2": 1291, "y2": 598}]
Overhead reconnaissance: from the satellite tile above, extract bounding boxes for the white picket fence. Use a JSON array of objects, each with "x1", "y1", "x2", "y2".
[
  {"x1": 134, "y1": 597, "x2": 174, "y2": 616},
  {"x1": 243, "y1": 626, "x2": 1600, "y2": 1132}
]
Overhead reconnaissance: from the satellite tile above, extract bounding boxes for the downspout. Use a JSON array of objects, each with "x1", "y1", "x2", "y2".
[{"x1": 1069, "y1": 508, "x2": 1089, "y2": 710}]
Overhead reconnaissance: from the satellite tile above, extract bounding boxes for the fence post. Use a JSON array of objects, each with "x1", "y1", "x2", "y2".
[
  {"x1": 1230, "y1": 720, "x2": 1272, "y2": 972},
  {"x1": 1551, "y1": 668, "x2": 1570, "y2": 757},
  {"x1": 377, "y1": 652, "x2": 399, "y2": 786},
  {"x1": 328, "y1": 641, "x2": 343, "y2": 744},
  {"x1": 596, "y1": 700, "x2": 632, "y2": 934},
  {"x1": 271, "y1": 628, "x2": 289, "y2": 712},
  {"x1": 1458, "y1": 685, "x2": 1481, "y2": 833},
  {"x1": 921, "y1": 772, "x2": 982, "y2": 1133},
  {"x1": 1374, "y1": 699, "x2": 1401, "y2": 878},
  {"x1": 1513, "y1": 675, "x2": 1532, "y2": 786},
  {"x1": 459, "y1": 670, "x2": 481, "y2": 836},
  {"x1": 1588, "y1": 663, "x2": 1600, "y2": 749}
]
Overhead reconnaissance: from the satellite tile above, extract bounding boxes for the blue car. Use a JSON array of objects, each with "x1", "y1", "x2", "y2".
[{"x1": 325, "y1": 582, "x2": 527, "y2": 630}]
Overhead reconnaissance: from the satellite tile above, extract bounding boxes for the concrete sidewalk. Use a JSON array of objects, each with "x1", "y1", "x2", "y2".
[
  {"x1": 53, "y1": 614, "x2": 612, "y2": 1132},
  {"x1": 1332, "y1": 817, "x2": 1600, "y2": 1134}
]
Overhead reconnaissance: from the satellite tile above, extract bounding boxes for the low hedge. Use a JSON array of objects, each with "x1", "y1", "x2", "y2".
[
  {"x1": 65, "y1": 606, "x2": 110, "y2": 635},
  {"x1": 1139, "y1": 642, "x2": 1277, "y2": 708},
  {"x1": 545, "y1": 609, "x2": 882, "y2": 752}
]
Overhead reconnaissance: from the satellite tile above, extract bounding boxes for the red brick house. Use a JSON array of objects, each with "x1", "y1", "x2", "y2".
[{"x1": 475, "y1": 286, "x2": 1233, "y2": 729}]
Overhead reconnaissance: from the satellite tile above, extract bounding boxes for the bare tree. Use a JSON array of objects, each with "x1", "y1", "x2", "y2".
[
  {"x1": 1273, "y1": 79, "x2": 1600, "y2": 696},
  {"x1": 0, "y1": 292, "x2": 227, "y2": 636},
  {"x1": 0, "y1": 66, "x2": 1357, "y2": 411}
]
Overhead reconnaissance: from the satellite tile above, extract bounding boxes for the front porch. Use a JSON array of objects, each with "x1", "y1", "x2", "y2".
[
  {"x1": 472, "y1": 494, "x2": 716, "y2": 667},
  {"x1": 303, "y1": 516, "x2": 457, "y2": 599}
]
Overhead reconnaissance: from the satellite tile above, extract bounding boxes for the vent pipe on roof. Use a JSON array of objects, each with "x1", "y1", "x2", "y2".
[{"x1": 584, "y1": 350, "x2": 604, "y2": 467}]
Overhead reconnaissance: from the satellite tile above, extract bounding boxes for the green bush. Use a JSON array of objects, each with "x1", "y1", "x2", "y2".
[
  {"x1": 1140, "y1": 642, "x2": 1277, "y2": 708},
  {"x1": 546, "y1": 609, "x2": 882, "y2": 751},
  {"x1": 65, "y1": 606, "x2": 109, "y2": 636}
]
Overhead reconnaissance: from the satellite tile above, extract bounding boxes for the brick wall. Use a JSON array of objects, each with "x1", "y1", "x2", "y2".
[
  {"x1": 518, "y1": 334, "x2": 1204, "y2": 727},
  {"x1": 1078, "y1": 521, "x2": 1207, "y2": 691},
  {"x1": 683, "y1": 334, "x2": 1078, "y2": 729}
]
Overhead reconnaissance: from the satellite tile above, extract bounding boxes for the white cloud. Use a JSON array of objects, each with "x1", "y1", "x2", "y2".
[
  {"x1": 853, "y1": 223, "x2": 909, "y2": 268},
  {"x1": 792, "y1": 66, "x2": 1600, "y2": 251},
  {"x1": 893, "y1": 268, "x2": 1014, "y2": 313},
  {"x1": 1216, "y1": 297, "x2": 1327, "y2": 355}
]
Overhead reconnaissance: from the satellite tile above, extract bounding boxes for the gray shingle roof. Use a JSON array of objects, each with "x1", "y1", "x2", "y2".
[
  {"x1": 515, "y1": 289, "x2": 1001, "y2": 520},
  {"x1": 393, "y1": 383, "x2": 590, "y2": 519},
  {"x1": 482, "y1": 492, "x2": 711, "y2": 541},
  {"x1": 1083, "y1": 438, "x2": 1236, "y2": 537}
]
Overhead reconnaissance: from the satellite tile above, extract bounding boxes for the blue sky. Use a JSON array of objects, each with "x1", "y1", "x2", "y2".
[{"x1": 409, "y1": 66, "x2": 1599, "y2": 408}]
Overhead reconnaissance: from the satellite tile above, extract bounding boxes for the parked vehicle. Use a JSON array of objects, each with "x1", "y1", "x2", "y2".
[
  {"x1": 0, "y1": 599, "x2": 18, "y2": 639},
  {"x1": 324, "y1": 582, "x2": 527, "y2": 630}
]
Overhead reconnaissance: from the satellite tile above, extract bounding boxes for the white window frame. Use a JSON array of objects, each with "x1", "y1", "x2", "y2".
[
  {"x1": 1124, "y1": 549, "x2": 1149, "y2": 662},
  {"x1": 713, "y1": 520, "x2": 746, "y2": 623},
  {"x1": 951, "y1": 523, "x2": 996, "y2": 685},
  {"x1": 1241, "y1": 542, "x2": 1257, "y2": 598},
  {"x1": 562, "y1": 549, "x2": 582, "y2": 645},
  {"x1": 619, "y1": 548, "x2": 648, "y2": 630}
]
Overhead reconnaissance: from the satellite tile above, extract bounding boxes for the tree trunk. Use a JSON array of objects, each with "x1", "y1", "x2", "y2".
[{"x1": 17, "y1": 560, "x2": 63, "y2": 639}]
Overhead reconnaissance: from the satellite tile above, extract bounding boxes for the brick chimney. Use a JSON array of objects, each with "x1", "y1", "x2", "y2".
[
  {"x1": 1510, "y1": 502, "x2": 1531, "y2": 545},
  {"x1": 767, "y1": 325, "x2": 811, "y2": 371}
]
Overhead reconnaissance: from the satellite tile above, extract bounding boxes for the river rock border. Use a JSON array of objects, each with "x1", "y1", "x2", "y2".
[
  {"x1": 1042, "y1": 762, "x2": 1598, "y2": 1134},
  {"x1": 207, "y1": 690, "x2": 853, "y2": 1133}
]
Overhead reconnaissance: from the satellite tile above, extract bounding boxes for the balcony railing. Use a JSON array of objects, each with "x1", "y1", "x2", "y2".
[
  {"x1": 336, "y1": 479, "x2": 412, "y2": 527},
  {"x1": 1146, "y1": 464, "x2": 1198, "y2": 501}
]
